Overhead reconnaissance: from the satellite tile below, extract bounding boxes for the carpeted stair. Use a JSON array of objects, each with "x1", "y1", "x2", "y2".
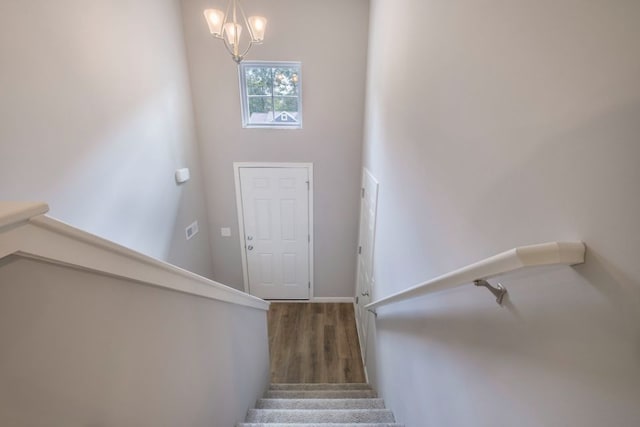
[{"x1": 237, "y1": 383, "x2": 403, "y2": 427}]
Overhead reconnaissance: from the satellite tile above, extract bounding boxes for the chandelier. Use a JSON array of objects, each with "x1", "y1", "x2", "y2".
[{"x1": 203, "y1": 0, "x2": 267, "y2": 63}]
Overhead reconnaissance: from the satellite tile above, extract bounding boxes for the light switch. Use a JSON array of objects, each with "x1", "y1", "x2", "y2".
[{"x1": 220, "y1": 227, "x2": 231, "y2": 237}]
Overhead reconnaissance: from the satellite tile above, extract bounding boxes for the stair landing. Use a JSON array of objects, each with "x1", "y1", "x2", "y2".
[{"x1": 268, "y1": 303, "x2": 366, "y2": 384}]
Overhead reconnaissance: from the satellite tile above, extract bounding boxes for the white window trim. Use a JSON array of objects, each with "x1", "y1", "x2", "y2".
[{"x1": 238, "y1": 60, "x2": 303, "y2": 129}]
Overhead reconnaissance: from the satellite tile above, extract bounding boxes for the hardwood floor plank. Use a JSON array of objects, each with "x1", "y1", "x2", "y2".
[
  {"x1": 306, "y1": 304, "x2": 316, "y2": 381},
  {"x1": 341, "y1": 304, "x2": 362, "y2": 361},
  {"x1": 325, "y1": 303, "x2": 337, "y2": 325},
  {"x1": 267, "y1": 302, "x2": 365, "y2": 383}
]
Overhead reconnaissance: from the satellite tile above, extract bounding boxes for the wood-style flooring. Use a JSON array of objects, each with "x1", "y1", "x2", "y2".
[{"x1": 267, "y1": 303, "x2": 366, "y2": 383}]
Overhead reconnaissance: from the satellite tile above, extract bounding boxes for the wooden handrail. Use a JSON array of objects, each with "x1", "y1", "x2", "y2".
[{"x1": 365, "y1": 241, "x2": 586, "y2": 313}]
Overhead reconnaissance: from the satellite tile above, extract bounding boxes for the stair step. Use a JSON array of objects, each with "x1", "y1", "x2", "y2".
[
  {"x1": 265, "y1": 390, "x2": 378, "y2": 399},
  {"x1": 269, "y1": 383, "x2": 371, "y2": 391},
  {"x1": 256, "y1": 398, "x2": 385, "y2": 410},
  {"x1": 246, "y1": 409, "x2": 395, "y2": 424},
  {"x1": 238, "y1": 424, "x2": 404, "y2": 427}
]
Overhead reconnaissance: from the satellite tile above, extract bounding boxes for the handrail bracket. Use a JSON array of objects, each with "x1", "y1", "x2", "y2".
[{"x1": 474, "y1": 279, "x2": 507, "y2": 305}]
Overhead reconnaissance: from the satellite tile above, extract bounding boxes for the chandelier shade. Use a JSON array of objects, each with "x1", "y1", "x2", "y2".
[
  {"x1": 247, "y1": 16, "x2": 267, "y2": 42},
  {"x1": 204, "y1": 9, "x2": 225, "y2": 36}
]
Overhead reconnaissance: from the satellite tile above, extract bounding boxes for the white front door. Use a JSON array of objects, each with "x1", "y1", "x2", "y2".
[
  {"x1": 355, "y1": 169, "x2": 379, "y2": 359},
  {"x1": 238, "y1": 166, "x2": 311, "y2": 300}
]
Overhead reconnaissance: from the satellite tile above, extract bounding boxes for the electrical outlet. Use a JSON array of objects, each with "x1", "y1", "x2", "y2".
[
  {"x1": 185, "y1": 221, "x2": 199, "y2": 240},
  {"x1": 220, "y1": 227, "x2": 231, "y2": 237}
]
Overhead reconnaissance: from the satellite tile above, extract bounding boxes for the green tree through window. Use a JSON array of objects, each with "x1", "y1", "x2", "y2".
[{"x1": 239, "y1": 62, "x2": 302, "y2": 128}]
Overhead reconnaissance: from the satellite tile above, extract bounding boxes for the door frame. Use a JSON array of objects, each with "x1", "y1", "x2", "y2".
[{"x1": 233, "y1": 162, "x2": 314, "y2": 298}]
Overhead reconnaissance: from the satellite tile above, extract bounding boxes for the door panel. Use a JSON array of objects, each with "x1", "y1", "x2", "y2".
[
  {"x1": 239, "y1": 167, "x2": 310, "y2": 299},
  {"x1": 355, "y1": 169, "x2": 379, "y2": 360}
]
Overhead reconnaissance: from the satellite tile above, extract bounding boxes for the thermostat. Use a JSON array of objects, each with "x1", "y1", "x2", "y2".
[{"x1": 175, "y1": 168, "x2": 190, "y2": 184}]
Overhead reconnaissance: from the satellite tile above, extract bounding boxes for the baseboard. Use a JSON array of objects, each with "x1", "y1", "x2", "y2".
[
  {"x1": 312, "y1": 297, "x2": 356, "y2": 303},
  {"x1": 266, "y1": 297, "x2": 355, "y2": 303}
]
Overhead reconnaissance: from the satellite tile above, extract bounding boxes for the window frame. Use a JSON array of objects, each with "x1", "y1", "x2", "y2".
[{"x1": 238, "y1": 60, "x2": 303, "y2": 129}]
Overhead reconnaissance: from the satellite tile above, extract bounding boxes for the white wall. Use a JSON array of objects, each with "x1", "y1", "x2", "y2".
[
  {"x1": 0, "y1": 0, "x2": 214, "y2": 278},
  {"x1": 0, "y1": 256, "x2": 270, "y2": 427},
  {"x1": 180, "y1": 0, "x2": 369, "y2": 296},
  {"x1": 363, "y1": 0, "x2": 640, "y2": 426}
]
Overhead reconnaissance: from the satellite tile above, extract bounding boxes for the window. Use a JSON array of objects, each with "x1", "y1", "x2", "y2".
[{"x1": 239, "y1": 61, "x2": 302, "y2": 129}]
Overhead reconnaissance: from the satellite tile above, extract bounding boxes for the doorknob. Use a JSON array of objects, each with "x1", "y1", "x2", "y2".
[
  {"x1": 247, "y1": 245, "x2": 254, "y2": 251},
  {"x1": 361, "y1": 291, "x2": 369, "y2": 297}
]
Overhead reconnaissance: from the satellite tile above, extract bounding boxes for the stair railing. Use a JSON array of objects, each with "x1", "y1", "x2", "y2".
[
  {"x1": 365, "y1": 241, "x2": 585, "y2": 315},
  {"x1": 0, "y1": 201, "x2": 269, "y2": 311}
]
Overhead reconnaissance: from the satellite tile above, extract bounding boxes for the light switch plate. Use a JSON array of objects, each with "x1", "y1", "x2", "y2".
[
  {"x1": 220, "y1": 227, "x2": 231, "y2": 237},
  {"x1": 185, "y1": 221, "x2": 199, "y2": 240}
]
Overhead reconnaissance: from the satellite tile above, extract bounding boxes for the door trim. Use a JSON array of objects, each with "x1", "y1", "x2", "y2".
[{"x1": 233, "y1": 162, "x2": 314, "y2": 299}]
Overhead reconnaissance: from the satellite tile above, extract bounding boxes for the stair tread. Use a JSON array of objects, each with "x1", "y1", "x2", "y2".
[
  {"x1": 270, "y1": 383, "x2": 371, "y2": 391},
  {"x1": 243, "y1": 382, "x2": 397, "y2": 426},
  {"x1": 246, "y1": 409, "x2": 394, "y2": 423},
  {"x1": 256, "y1": 398, "x2": 385, "y2": 409},
  {"x1": 265, "y1": 390, "x2": 378, "y2": 399}
]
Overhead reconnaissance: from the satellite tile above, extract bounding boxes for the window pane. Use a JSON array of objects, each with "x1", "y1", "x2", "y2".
[
  {"x1": 273, "y1": 97, "x2": 298, "y2": 114},
  {"x1": 248, "y1": 97, "x2": 273, "y2": 124},
  {"x1": 272, "y1": 67, "x2": 299, "y2": 96},
  {"x1": 245, "y1": 67, "x2": 272, "y2": 96}
]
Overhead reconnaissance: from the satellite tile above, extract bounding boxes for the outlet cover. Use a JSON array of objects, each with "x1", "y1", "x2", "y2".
[
  {"x1": 185, "y1": 221, "x2": 199, "y2": 240},
  {"x1": 221, "y1": 227, "x2": 231, "y2": 237}
]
